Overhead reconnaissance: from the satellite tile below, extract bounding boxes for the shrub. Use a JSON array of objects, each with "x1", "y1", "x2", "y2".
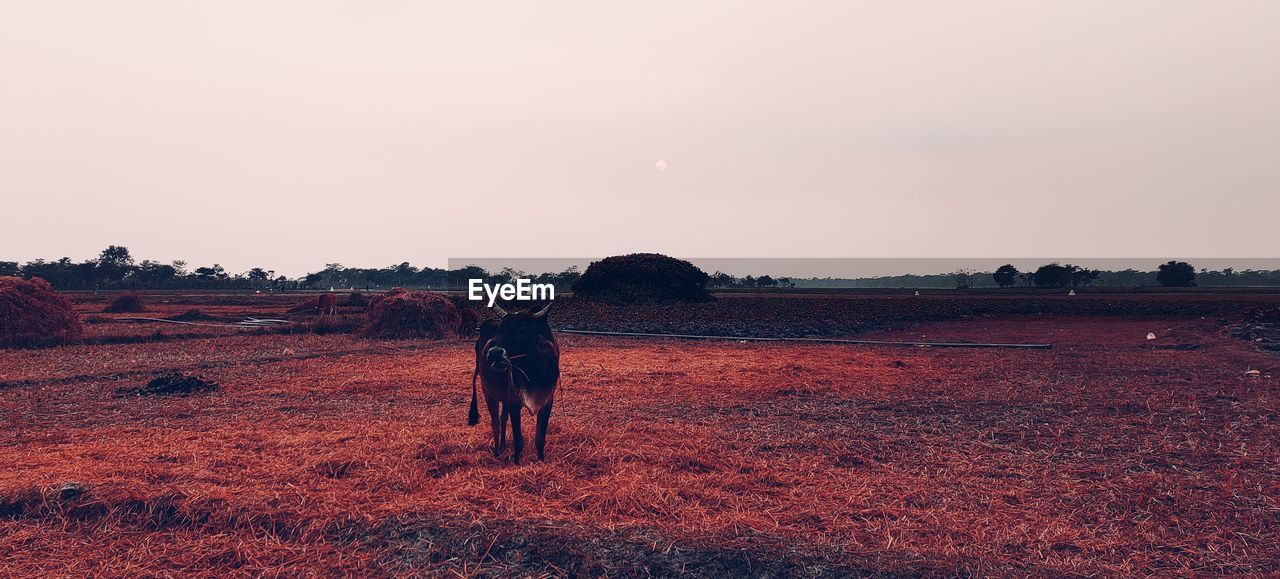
[
  {"x1": 104, "y1": 292, "x2": 146, "y2": 313},
  {"x1": 344, "y1": 292, "x2": 369, "y2": 307},
  {"x1": 571, "y1": 253, "x2": 713, "y2": 304},
  {"x1": 0, "y1": 276, "x2": 82, "y2": 348},
  {"x1": 361, "y1": 289, "x2": 462, "y2": 340}
]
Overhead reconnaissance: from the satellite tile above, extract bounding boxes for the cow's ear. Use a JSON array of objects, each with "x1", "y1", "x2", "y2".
[
  {"x1": 531, "y1": 302, "x2": 553, "y2": 320},
  {"x1": 492, "y1": 305, "x2": 507, "y2": 318}
]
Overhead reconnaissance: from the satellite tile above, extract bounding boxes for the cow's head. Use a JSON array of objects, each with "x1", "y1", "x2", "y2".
[{"x1": 484, "y1": 302, "x2": 553, "y2": 372}]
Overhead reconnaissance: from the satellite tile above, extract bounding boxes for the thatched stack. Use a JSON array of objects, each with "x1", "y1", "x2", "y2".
[
  {"x1": 0, "y1": 276, "x2": 82, "y2": 348},
  {"x1": 361, "y1": 288, "x2": 463, "y2": 340}
]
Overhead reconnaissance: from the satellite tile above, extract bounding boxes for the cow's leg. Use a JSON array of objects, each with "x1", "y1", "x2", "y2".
[
  {"x1": 485, "y1": 396, "x2": 504, "y2": 456},
  {"x1": 534, "y1": 400, "x2": 554, "y2": 461},
  {"x1": 506, "y1": 402, "x2": 524, "y2": 464},
  {"x1": 499, "y1": 406, "x2": 509, "y2": 453}
]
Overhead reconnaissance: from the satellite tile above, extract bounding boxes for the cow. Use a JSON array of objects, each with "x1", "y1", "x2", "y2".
[
  {"x1": 317, "y1": 292, "x2": 338, "y2": 317},
  {"x1": 468, "y1": 302, "x2": 559, "y2": 463}
]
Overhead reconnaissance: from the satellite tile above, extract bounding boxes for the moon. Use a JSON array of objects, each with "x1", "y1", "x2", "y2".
[{"x1": 655, "y1": 159, "x2": 668, "y2": 172}]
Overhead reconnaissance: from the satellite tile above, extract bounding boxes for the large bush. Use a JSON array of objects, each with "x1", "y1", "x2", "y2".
[
  {"x1": 571, "y1": 253, "x2": 713, "y2": 304},
  {"x1": 0, "y1": 276, "x2": 82, "y2": 348},
  {"x1": 361, "y1": 288, "x2": 463, "y2": 340}
]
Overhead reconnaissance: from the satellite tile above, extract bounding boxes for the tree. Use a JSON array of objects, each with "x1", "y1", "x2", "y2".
[
  {"x1": 136, "y1": 260, "x2": 177, "y2": 285},
  {"x1": 1156, "y1": 261, "x2": 1197, "y2": 287},
  {"x1": 952, "y1": 268, "x2": 975, "y2": 289},
  {"x1": 392, "y1": 262, "x2": 416, "y2": 286},
  {"x1": 194, "y1": 264, "x2": 227, "y2": 279},
  {"x1": 0, "y1": 261, "x2": 17, "y2": 277},
  {"x1": 992, "y1": 264, "x2": 1019, "y2": 288},
  {"x1": 72, "y1": 260, "x2": 100, "y2": 288},
  {"x1": 96, "y1": 245, "x2": 135, "y2": 283},
  {"x1": 709, "y1": 271, "x2": 737, "y2": 288},
  {"x1": 1070, "y1": 267, "x2": 1101, "y2": 288},
  {"x1": 757, "y1": 275, "x2": 777, "y2": 287},
  {"x1": 1028, "y1": 263, "x2": 1075, "y2": 288},
  {"x1": 247, "y1": 268, "x2": 270, "y2": 288}
]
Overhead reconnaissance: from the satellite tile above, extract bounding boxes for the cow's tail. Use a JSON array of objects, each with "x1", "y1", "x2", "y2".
[{"x1": 467, "y1": 367, "x2": 480, "y2": 426}]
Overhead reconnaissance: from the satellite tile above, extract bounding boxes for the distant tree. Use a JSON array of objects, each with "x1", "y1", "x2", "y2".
[
  {"x1": 1156, "y1": 261, "x2": 1197, "y2": 287},
  {"x1": 992, "y1": 264, "x2": 1019, "y2": 288},
  {"x1": 757, "y1": 275, "x2": 777, "y2": 287},
  {"x1": 171, "y1": 260, "x2": 189, "y2": 276},
  {"x1": 777, "y1": 277, "x2": 795, "y2": 288},
  {"x1": 952, "y1": 268, "x2": 975, "y2": 289},
  {"x1": 742, "y1": 275, "x2": 757, "y2": 288},
  {"x1": 72, "y1": 260, "x2": 100, "y2": 288},
  {"x1": 551, "y1": 266, "x2": 581, "y2": 290},
  {"x1": 98, "y1": 245, "x2": 133, "y2": 268},
  {"x1": 0, "y1": 261, "x2": 17, "y2": 277},
  {"x1": 1028, "y1": 263, "x2": 1075, "y2": 288},
  {"x1": 194, "y1": 264, "x2": 227, "y2": 279},
  {"x1": 1070, "y1": 267, "x2": 1101, "y2": 288},
  {"x1": 321, "y1": 263, "x2": 344, "y2": 288},
  {"x1": 96, "y1": 245, "x2": 135, "y2": 283},
  {"x1": 490, "y1": 267, "x2": 525, "y2": 286},
  {"x1": 247, "y1": 268, "x2": 270, "y2": 287},
  {"x1": 448, "y1": 265, "x2": 488, "y2": 290},
  {"x1": 136, "y1": 260, "x2": 177, "y2": 285},
  {"x1": 709, "y1": 271, "x2": 737, "y2": 288},
  {"x1": 392, "y1": 262, "x2": 416, "y2": 286}
]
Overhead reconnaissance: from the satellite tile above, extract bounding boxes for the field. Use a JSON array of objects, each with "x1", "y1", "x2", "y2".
[{"x1": 3, "y1": 291, "x2": 1279, "y2": 576}]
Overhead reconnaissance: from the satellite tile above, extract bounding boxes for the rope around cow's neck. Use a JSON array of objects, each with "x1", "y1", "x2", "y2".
[{"x1": 507, "y1": 355, "x2": 532, "y2": 387}]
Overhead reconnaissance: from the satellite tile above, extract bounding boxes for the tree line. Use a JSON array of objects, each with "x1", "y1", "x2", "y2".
[
  {"x1": 0, "y1": 246, "x2": 582, "y2": 291},
  {"x1": 3, "y1": 247, "x2": 1277, "y2": 291}
]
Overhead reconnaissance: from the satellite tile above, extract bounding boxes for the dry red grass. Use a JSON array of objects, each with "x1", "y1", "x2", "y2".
[{"x1": 2, "y1": 313, "x2": 1278, "y2": 575}]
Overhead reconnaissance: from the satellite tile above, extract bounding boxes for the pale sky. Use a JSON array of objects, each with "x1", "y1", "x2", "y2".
[{"x1": 2, "y1": 1, "x2": 1277, "y2": 276}]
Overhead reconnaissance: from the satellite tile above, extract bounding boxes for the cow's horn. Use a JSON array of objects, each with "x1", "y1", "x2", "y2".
[
  {"x1": 531, "y1": 301, "x2": 553, "y2": 319},
  {"x1": 492, "y1": 305, "x2": 508, "y2": 318}
]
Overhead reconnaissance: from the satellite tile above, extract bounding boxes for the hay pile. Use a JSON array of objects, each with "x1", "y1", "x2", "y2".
[
  {"x1": 0, "y1": 276, "x2": 82, "y2": 348},
  {"x1": 361, "y1": 288, "x2": 462, "y2": 340},
  {"x1": 116, "y1": 372, "x2": 219, "y2": 397},
  {"x1": 104, "y1": 292, "x2": 146, "y2": 313},
  {"x1": 448, "y1": 294, "x2": 480, "y2": 336},
  {"x1": 571, "y1": 253, "x2": 713, "y2": 304}
]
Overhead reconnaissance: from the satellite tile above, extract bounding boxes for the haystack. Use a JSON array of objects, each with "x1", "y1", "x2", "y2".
[
  {"x1": 0, "y1": 276, "x2": 82, "y2": 348},
  {"x1": 448, "y1": 294, "x2": 481, "y2": 336},
  {"x1": 571, "y1": 253, "x2": 713, "y2": 304},
  {"x1": 361, "y1": 289, "x2": 462, "y2": 340},
  {"x1": 105, "y1": 292, "x2": 145, "y2": 313}
]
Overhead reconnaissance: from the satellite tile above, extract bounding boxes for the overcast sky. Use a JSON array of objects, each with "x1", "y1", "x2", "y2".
[{"x1": 2, "y1": 1, "x2": 1277, "y2": 276}]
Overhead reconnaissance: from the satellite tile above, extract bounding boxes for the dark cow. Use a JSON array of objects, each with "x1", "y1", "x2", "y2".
[
  {"x1": 317, "y1": 292, "x2": 338, "y2": 316},
  {"x1": 468, "y1": 303, "x2": 559, "y2": 463}
]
